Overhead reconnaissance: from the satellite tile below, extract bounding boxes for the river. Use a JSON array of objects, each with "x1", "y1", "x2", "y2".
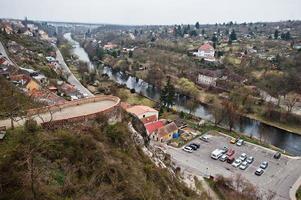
[{"x1": 64, "y1": 33, "x2": 301, "y2": 156}]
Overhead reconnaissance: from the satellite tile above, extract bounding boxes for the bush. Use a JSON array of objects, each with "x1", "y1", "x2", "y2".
[{"x1": 24, "y1": 119, "x2": 39, "y2": 133}]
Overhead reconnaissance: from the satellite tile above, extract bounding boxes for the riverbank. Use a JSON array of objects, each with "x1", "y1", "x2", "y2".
[{"x1": 247, "y1": 113, "x2": 301, "y2": 136}]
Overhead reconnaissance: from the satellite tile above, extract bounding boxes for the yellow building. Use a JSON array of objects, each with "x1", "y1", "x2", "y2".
[{"x1": 26, "y1": 79, "x2": 41, "y2": 92}]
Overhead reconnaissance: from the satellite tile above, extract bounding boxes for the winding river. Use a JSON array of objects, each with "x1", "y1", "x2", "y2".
[{"x1": 64, "y1": 33, "x2": 301, "y2": 156}]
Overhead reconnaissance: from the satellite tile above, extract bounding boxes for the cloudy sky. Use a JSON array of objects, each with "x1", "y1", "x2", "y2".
[{"x1": 1, "y1": 0, "x2": 301, "y2": 25}]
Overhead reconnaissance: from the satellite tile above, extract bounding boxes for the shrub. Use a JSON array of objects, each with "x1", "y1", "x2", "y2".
[{"x1": 24, "y1": 119, "x2": 39, "y2": 133}]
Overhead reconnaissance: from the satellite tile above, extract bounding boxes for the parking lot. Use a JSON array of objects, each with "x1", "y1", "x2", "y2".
[{"x1": 166, "y1": 131, "x2": 301, "y2": 200}]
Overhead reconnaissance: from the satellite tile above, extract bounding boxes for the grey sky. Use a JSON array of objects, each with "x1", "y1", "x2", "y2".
[{"x1": 1, "y1": 0, "x2": 301, "y2": 25}]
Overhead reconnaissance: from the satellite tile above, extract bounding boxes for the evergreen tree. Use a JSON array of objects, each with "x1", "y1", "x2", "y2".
[
  {"x1": 195, "y1": 22, "x2": 200, "y2": 29},
  {"x1": 229, "y1": 29, "x2": 237, "y2": 41},
  {"x1": 160, "y1": 77, "x2": 175, "y2": 110},
  {"x1": 274, "y1": 29, "x2": 279, "y2": 39}
]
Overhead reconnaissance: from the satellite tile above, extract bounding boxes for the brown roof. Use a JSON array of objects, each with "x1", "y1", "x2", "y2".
[
  {"x1": 157, "y1": 122, "x2": 178, "y2": 138},
  {"x1": 126, "y1": 105, "x2": 158, "y2": 116}
]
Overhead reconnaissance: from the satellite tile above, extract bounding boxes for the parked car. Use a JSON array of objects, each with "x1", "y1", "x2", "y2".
[
  {"x1": 191, "y1": 143, "x2": 200, "y2": 148},
  {"x1": 232, "y1": 159, "x2": 242, "y2": 167},
  {"x1": 236, "y1": 139, "x2": 244, "y2": 146},
  {"x1": 183, "y1": 146, "x2": 193, "y2": 153},
  {"x1": 260, "y1": 161, "x2": 268, "y2": 169},
  {"x1": 219, "y1": 154, "x2": 228, "y2": 162},
  {"x1": 221, "y1": 146, "x2": 228, "y2": 153},
  {"x1": 274, "y1": 152, "x2": 281, "y2": 159},
  {"x1": 246, "y1": 156, "x2": 254, "y2": 164},
  {"x1": 200, "y1": 135, "x2": 209, "y2": 142},
  {"x1": 239, "y1": 161, "x2": 249, "y2": 170},
  {"x1": 239, "y1": 153, "x2": 247, "y2": 161},
  {"x1": 227, "y1": 155, "x2": 235, "y2": 164},
  {"x1": 226, "y1": 149, "x2": 235, "y2": 157},
  {"x1": 255, "y1": 168, "x2": 264, "y2": 176},
  {"x1": 230, "y1": 138, "x2": 237, "y2": 144},
  {"x1": 211, "y1": 149, "x2": 224, "y2": 160},
  {"x1": 189, "y1": 144, "x2": 198, "y2": 150}
]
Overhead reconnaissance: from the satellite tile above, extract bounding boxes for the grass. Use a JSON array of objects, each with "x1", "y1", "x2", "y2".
[{"x1": 117, "y1": 88, "x2": 156, "y2": 107}]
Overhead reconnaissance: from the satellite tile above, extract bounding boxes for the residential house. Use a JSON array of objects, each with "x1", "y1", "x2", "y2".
[
  {"x1": 10, "y1": 74, "x2": 31, "y2": 86},
  {"x1": 19, "y1": 67, "x2": 48, "y2": 85},
  {"x1": 58, "y1": 82, "x2": 78, "y2": 97},
  {"x1": 26, "y1": 78, "x2": 41, "y2": 92},
  {"x1": 126, "y1": 105, "x2": 158, "y2": 124},
  {"x1": 193, "y1": 43, "x2": 215, "y2": 62},
  {"x1": 153, "y1": 122, "x2": 179, "y2": 142},
  {"x1": 197, "y1": 69, "x2": 224, "y2": 87},
  {"x1": 145, "y1": 120, "x2": 165, "y2": 136},
  {"x1": 103, "y1": 42, "x2": 118, "y2": 50}
]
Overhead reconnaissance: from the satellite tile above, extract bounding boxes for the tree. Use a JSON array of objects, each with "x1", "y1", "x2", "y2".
[
  {"x1": 284, "y1": 93, "x2": 299, "y2": 113},
  {"x1": 195, "y1": 22, "x2": 200, "y2": 29},
  {"x1": 222, "y1": 100, "x2": 239, "y2": 131},
  {"x1": 274, "y1": 29, "x2": 279, "y2": 39},
  {"x1": 229, "y1": 29, "x2": 237, "y2": 41},
  {"x1": 185, "y1": 99, "x2": 199, "y2": 114},
  {"x1": 0, "y1": 78, "x2": 35, "y2": 129},
  {"x1": 129, "y1": 50, "x2": 133, "y2": 58},
  {"x1": 160, "y1": 77, "x2": 175, "y2": 110}
]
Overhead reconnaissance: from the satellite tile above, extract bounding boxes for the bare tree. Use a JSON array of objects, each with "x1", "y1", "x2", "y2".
[{"x1": 284, "y1": 93, "x2": 300, "y2": 113}]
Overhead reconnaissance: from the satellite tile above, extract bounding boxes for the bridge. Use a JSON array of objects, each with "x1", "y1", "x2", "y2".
[{"x1": 0, "y1": 95, "x2": 121, "y2": 129}]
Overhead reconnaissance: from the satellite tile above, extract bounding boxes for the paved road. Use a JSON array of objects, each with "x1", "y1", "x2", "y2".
[
  {"x1": 0, "y1": 99, "x2": 116, "y2": 129},
  {"x1": 0, "y1": 41, "x2": 14, "y2": 65},
  {"x1": 163, "y1": 133, "x2": 301, "y2": 200},
  {"x1": 55, "y1": 46, "x2": 94, "y2": 97}
]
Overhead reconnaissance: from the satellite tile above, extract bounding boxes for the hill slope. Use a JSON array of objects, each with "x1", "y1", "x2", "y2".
[{"x1": 0, "y1": 119, "x2": 207, "y2": 200}]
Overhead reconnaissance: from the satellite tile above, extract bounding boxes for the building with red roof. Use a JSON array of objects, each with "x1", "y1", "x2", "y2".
[
  {"x1": 145, "y1": 120, "x2": 164, "y2": 136},
  {"x1": 193, "y1": 42, "x2": 215, "y2": 62}
]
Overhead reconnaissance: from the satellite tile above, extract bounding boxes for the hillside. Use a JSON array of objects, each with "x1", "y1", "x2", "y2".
[{"x1": 0, "y1": 118, "x2": 207, "y2": 200}]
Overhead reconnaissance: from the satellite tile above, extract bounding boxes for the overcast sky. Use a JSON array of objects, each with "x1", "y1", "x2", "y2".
[{"x1": 1, "y1": 0, "x2": 301, "y2": 25}]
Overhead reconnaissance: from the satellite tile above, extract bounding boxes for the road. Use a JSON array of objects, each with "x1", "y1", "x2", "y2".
[
  {"x1": 0, "y1": 41, "x2": 14, "y2": 65},
  {"x1": 163, "y1": 133, "x2": 301, "y2": 200},
  {"x1": 0, "y1": 99, "x2": 116, "y2": 129},
  {"x1": 55, "y1": 46, "x2": 94, "y2": 97}
]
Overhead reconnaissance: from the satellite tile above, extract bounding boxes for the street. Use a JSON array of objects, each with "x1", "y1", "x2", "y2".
[
  {"x1": 165, "y1": 133, "x2": 301, "y2": 200},
  {"x1": 55, "y1": 46, "x2": 94, "y2": 97}
]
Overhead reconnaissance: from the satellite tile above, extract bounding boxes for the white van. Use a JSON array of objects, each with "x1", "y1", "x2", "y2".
[{"x1": 211, "y1": 149, "x2": 224, "y2": 160}]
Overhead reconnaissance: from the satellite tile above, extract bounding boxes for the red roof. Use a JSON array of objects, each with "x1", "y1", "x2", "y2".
[
  {"x1": 199, "y1": 43, "x2": 214, "y2": 51},
  {"x1": 145, "y1": 121, "x2": 164, "y2": 134}
]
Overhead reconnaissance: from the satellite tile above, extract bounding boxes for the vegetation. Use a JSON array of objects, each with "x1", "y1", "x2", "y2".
[
  {"x1": 205, "y1": 175, "x2": 275, "y2": 200},
  {"x1": 297, "y1": 186, "x2": 301, "y2": 200},
  {"x1": 0, "y1": 77, "x2": 41, "y2": 128},
  {"x1": 0, "y1": 120, "x2": 203, "y2": 200}
]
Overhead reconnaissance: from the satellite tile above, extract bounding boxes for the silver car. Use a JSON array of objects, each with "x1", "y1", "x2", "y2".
[
  {"x1": 232, "y1": 159, "x2": 242, "y2": 167},
  {"x1": 239, "y1": 161, "x2": 249, "y2": 170}
]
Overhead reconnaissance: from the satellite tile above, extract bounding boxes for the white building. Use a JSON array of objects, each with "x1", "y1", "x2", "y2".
[{"x1": 193, "y1": 43, "x2": 215, "y2": 62}]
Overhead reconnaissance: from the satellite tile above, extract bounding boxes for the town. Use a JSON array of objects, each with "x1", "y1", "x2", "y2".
[{"x1": 0, "y1": 1, "x2": 301, "y2": 200}]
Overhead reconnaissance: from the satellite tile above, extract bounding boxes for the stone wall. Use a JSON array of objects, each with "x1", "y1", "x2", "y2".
[{"x1": 40, "y1": 95, "x2": 121, "y2": 130}]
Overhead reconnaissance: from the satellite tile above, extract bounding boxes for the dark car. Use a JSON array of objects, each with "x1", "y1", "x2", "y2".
[
  {"x1": 189, "y1": 144, "x2": 198, "y2": 150},
  {"x1": 227, "y1": 155, "x2": 235, "y2": 164},
  {"x1": 191, "y1": 143, "x2": 200, "y2": 148},
  {"x1": 274, "y1": 152, "x2": 281, "y2": 159}
]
